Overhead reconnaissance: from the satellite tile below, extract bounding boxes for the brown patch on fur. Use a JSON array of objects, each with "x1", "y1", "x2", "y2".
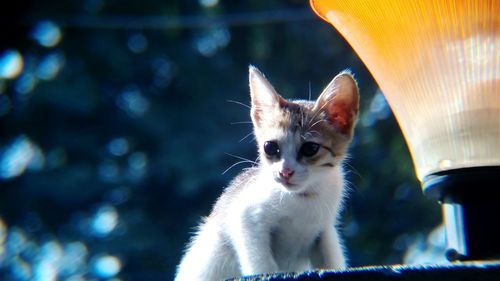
[
  {"x1": 254, "y1": 98, "x2": 353, "y2": 166},
  {"x1": 250, "y1": 67, "x2": 359, "y2": 167}
]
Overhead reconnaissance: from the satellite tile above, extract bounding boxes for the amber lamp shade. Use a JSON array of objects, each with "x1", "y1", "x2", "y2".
[{"x1": 311, "y1": 0, "x2": 500, "y2": 261}]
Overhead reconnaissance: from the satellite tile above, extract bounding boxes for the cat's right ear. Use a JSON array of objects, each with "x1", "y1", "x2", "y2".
[
  {"x1": 314, "y1": 70, "x2": 359, "y2": 137},
  {"x1": 249, "y1": 66, "x2": 285, "y2": 127}
]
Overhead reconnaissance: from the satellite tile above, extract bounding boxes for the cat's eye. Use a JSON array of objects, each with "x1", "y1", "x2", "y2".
[
  {"x1": 264, "y1": 141, "x2": 280, "y2": 157},
  {"x1": 300, "y1": 142, "x2": 320, "y2": 157}
]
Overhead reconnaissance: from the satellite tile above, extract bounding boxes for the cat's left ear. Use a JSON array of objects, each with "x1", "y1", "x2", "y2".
[
  {"x1": 249, "y1": 66, "x2": 286, "y2": 127},
  {"x1": 314, "y1": 70, "x2": 359, "y2": 136}
]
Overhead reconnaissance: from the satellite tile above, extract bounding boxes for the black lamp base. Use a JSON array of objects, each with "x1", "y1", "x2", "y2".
[{"x1": 423, "y1": 166, "x2": 500, "y2": 261}]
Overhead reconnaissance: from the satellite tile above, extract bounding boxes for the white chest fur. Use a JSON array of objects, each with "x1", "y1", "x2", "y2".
[
  {"x1": 224, "y1": 166, "x2": 345, "y2": 275},
  {"x1": 174, "y1": 167, "x2": 347, "y2": 281}
]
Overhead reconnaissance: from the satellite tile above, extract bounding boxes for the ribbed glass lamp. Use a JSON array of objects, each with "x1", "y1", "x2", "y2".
[{"x1": 311, "y1": 0, "x2": 500, "y2": 261}]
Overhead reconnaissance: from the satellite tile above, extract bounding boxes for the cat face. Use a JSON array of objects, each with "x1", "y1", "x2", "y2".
[{"x1": 249, "y1": 66, "x2": 359, "y2": 193}]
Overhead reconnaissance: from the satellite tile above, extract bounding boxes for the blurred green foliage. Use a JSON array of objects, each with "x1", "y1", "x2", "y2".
[{"x1": 0, "y1": 0, "x2": 441, "y2": 280}]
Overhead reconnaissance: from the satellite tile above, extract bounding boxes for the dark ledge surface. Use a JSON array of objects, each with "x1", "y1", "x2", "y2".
[{"x1": 229, "y1": 261, "x2": 500, "y2": 281}]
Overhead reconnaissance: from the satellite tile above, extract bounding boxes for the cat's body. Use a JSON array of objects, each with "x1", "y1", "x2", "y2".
[{"x1": 175, "y1": 66, "x2": 359, "y2": 281}]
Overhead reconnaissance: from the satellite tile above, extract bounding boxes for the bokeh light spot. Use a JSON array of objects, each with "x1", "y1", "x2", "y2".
[
  {"x1": 0, "y1": 49, "x2": 24, "y2": 79},
  {"x1": 15, "y1": 73, "x2": 37, "y2": 95},
  {"x1": 127, "y1": 152, "x2": 148, "y2": 182},
  {"x1": 199, "y1": 0, "x2": 219, "y2": 8},
  {"x1": 39, "y1": 240, "x2": 63, "y2": 263},
  {"x1": 91, "y1": 205, "x2": 119, "y2": 237},
  {"x1": 34, "y1": 259, "x2": 57, "y2": 281},
  {"x1": 194, "y1": 27, "x2": 231, "y2": 57},
  {"x1": 127, "y1": 33, "x2": 148, "y2": 54},
  {"x1": 91, "y1": 255, "x2": 121, "y2": 278},
  {"x1": 116, "y1": 86, "x2": 150, "y2": 117},
  {"x1": 11, "y1": 256, "x2": 32, "y2": 280},
  {"x1": 0, "y1": 135, "x2": 45, "y2": 180},
  {"x1": 6, "y1": 228, "x2": 28, "y2": 255},
  {"x1": 31, "y1": 21, "x2": 62, "y2": 48},
  {"x1": 152, "y1": 57, "x2": 176, "y2": 89},
  {"x1": 128, "y1": 152, "x2": 147, "y2": 171},
  {"x1": 59, "y1": 242, "x2": 88, "y2": 276},
  {"x1": 108, "y1": 138, "x2": 130, "y2": 157},
  {"x1": 35, "y1": 53, "x2": 65, "y2": 80},
  {"x1": 362, "y1": 90, "x2": 391, "y2": 127}
]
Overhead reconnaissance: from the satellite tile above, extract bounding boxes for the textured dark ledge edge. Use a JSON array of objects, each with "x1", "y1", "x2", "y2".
[{"x1": 228, "y1": 261, "x2": 500, "y2": 281}]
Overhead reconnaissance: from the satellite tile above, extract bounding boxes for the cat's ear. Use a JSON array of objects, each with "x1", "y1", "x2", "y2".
[
  {"x1": 249, "y1": 65, "x2": 286, "y2": 127},
  {"x1": 314, "y1": 70, "x2": 359, "y2": 136}
]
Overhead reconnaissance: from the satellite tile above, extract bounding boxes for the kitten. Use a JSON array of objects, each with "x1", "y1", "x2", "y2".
[{"x1": 175, "y1": 66, "x2": 359, "y2": 281}]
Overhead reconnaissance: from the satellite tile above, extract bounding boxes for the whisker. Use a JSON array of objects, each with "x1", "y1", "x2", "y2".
[
  {"x1": 227, "y1": 99, "x2": 251, "y2": 109},
  {"x1": 222, "y1": 153, "x2": 259, "y2": 175},
  {"x1": 343, "y1": 161, "x2": 362, "y2": 181},
  {"x1": 231, "y1": 121, "x2": 253, "y2": 125},
  {"x1": 224, "y1": 152, "x2": 256, "y2": 163},
  {"x1": 222, "y1": 160, "x2": 255, "y2": 175},
  {"x1": 343, "y1": 177, "x2": 357, "y2": 196},
  {"x1": 238, "y1": 132, "x2": 254, "y2": 143},
  {"x1": 308, "y1": 118, "x2": 327, "y2": 131}
]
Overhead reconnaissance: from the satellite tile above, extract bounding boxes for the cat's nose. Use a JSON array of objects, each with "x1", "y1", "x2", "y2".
[{"x1": 279, "y1": 168, "x2": 295, "y2": 180}]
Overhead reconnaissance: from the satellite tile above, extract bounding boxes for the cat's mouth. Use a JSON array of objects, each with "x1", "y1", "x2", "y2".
[{"x1": 275, "y1": 177, "x2": 301, "y2": 191}]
